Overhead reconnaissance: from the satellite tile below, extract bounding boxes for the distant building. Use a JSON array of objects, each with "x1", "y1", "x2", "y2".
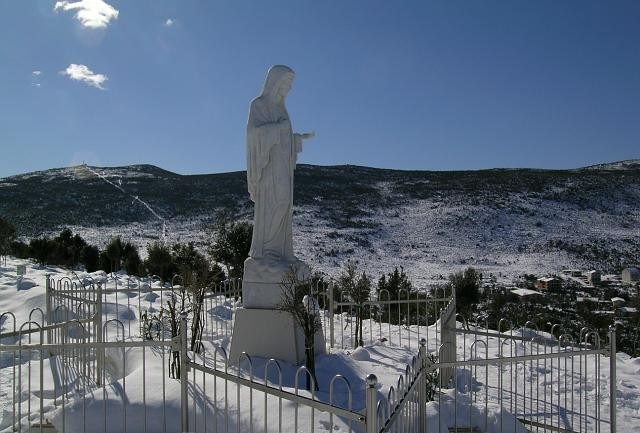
[
  {"x1": 593, "y1": 310, "x2": 615, "y2": 316},
  {"x1": 611, "y1": 297, "x2": 626, "y2": 308},
  {"x1": 563, "y1": 269, "x2": 583, "y2": 277},
  {"x1": 618, "y1": 306, "x2": 638, "y2": 317},
  {"x1": 586, "y1": 270, "x2": 601, "y2": 285},
  {"x1": 622, "y1": 267, "x2": 640, "y2": 284},
  {"x1": 576, "y1": 296, "x2": 599, "y2": 304},
  {"x1": 510, "y1": 288, "x2": 544, "y2": 302},
  {"x1": 535, "y1": 277, "x2": 561, "y2": 291}
]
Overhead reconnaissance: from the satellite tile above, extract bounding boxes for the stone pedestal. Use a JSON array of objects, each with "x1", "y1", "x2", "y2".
[
  {"x1": 229, "y1": 257, "x2": 324, "y2": 364},
  {"x1": 241, "y1": 257, "x2": 310, "y2": 309},
  {"x1": 228, "y1": 308, "x2": 325, "y2": 364}
]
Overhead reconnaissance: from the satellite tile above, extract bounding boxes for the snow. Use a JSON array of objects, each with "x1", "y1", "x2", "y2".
[
  {"x1": 1, "y1": 257, "x2": 640, "y2": 432},
  {"x1": 583, "y1": 160, "x2": 640, "y2": 171},
  {"x1": 20, "y1": 162, "x2": 635, "y2": 292},
  {"x1": 16, "y1": 277, "x2": 37, "y2": 291},
  {"x1": 350, "y1": 346, "x2": 371, "y2": 361}
]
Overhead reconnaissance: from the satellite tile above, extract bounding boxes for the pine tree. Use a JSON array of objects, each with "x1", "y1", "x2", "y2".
[{"x1": 0, "y1": 217, "x2": 16, "y2": 265}]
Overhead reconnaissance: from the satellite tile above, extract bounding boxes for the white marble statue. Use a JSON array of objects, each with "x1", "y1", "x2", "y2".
[
  {"x1": 246, "y1": 65, "x2": 314, "y2": 263},
  {"x1": 229, "y1": 65, "x2": 324, "y2": 363},
  {"x1": 242, "y1": 65, "x2": 314, "y2": 308}
]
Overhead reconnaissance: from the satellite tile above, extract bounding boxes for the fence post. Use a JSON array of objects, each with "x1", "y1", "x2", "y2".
[
  {"x1": 365, "y1": 374, "x2": 377, "y2": 433},
  {"x1": 419, "y1": 338, "x2": 427, "y2": 432},
  {"x1": 95, "y1": 281, "x2": 103, "y2": 386},
  {"x1": 45, "y1": 275, "x2": 52, "y2": 344},
  {"x1": 180, "y1": 311, "x2": 189, "y2": 433},
  {"x1": 609, "y1": 324, "x2": 617, "y2": 433},
  {"x1": 329, "y1": 282, "x2": 335, "y2": 349},
  {"x1": 439, "y1": 287, "x2": 456, "y2": 385}
]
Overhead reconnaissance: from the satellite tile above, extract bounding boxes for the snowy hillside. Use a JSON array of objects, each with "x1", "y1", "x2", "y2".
[
  {"x1": 1, "y1": 258, "x2": 639, "y2": 432},
  {"x1": 1, "y1": 162, "x2": 639, "y2": 285}
]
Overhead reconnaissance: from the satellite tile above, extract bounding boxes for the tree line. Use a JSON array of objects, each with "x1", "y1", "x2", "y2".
[{"x1": 0, "y1": 215, "x2": 253, "y2": 284}]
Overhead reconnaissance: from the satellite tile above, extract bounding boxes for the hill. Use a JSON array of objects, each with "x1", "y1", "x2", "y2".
[{"x1": 1, "y1": 162, "x2": 639, "y2": 284}]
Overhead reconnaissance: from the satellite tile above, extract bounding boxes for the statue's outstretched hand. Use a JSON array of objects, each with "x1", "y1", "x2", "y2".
[{"x1": 298, "y1": 131, "x2": 315, "y2": 140}]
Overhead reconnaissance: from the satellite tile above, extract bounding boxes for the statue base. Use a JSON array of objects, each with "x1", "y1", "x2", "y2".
[
  {"x1": 241, "y1": 256, "x2": 310, "y2": 309},
  {"x1": 228, "y1": 308, "x2": 325, "y2": 365},
  {"x1": 229, "y1": 256, "x2": 322, "y2": 365}
]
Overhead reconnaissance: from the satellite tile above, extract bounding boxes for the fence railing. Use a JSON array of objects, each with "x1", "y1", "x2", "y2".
[
  {"x1": 0, "y1": 274, "x2": 617, "y2": 433},
  {"x1": 0, "y1": 309, "x2": 177, "y2": 432},
  {"x1": 319, "y1": 282, "x2": 455, "y2": 354},
  {"x1": 182, "y1": 309, "x2": 372, "y2": 433},
  {"x1": 45, "y1": 273, "x2": 457, "y2": 357}
]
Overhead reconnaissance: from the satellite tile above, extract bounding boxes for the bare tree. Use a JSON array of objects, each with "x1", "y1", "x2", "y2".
[
  {"x1": 338, "y1": 260, "x2": 371, "y2": 348},
  {"x1": 164, "y1": 265, "x2": 223, "y2": 379},
  {"x1": 277, "y1": 267, "x2": 322, "y2": 390},
  {"x1": 164, "y1": 284, "x2": 189, "y2": 379}
]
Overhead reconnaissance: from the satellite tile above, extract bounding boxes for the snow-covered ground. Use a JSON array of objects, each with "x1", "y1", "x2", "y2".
[
  {"x1": 61, "y1": 189, "x2": 639, "y2": 290},
  {"x1": 4, "y1": 163, "x2": 639, "y2": 289},
  {"x1": 1, "y1": 257, "x2": 639, "y2": 432}
]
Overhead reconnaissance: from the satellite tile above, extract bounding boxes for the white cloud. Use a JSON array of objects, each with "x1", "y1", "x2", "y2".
[
  {"x1": 164, "y1": 18, "x2": 174, "y2": 27},
  {"x1": 32, "y1": 71, "x2": 43, "y2": 88},
  {"x1": 54, "y1": 0, "x2": 119, "y2": 29},
  {"x1": 60, "y1": 64, "x2": 108, "y2": 90}
]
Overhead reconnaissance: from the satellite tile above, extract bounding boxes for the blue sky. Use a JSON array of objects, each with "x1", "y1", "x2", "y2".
[{"x1": 1, "y1": 1, "x2": 638, "y2": 178}]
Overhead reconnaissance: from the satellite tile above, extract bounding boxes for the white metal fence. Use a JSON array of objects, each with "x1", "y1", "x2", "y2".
[
  {"x1": 378, "y1": 331, "x2": 616, "y2": 433},
  {"x1": 0, "y1": 274, "x2": 617, "y2": 433},
  {"x1": 320, "y1": 284, "x2": 454, "y2": 352}
]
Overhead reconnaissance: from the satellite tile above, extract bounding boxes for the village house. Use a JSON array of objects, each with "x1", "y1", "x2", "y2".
[
  {"x1": 510, "y1": 288, "x2": 544, "y2": 303},
  {"x1": 586, "y1": 270, "x2": 601, "y2": 285},
  {"x1": 535, "y1": 276, "x2": 561, "y2": 291},
  {"x1": 622, "y1": 267, "x2": 640, "y2": 284}
]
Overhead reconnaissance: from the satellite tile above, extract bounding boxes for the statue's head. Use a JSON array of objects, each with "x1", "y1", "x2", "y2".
[{"x1": 261, "y1": 65, "x2": 295, "y2": 100}]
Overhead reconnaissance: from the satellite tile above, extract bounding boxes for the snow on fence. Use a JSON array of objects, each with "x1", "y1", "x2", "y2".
[
  {"x1": 445, "y1": 320, "x2": 617, "y2": 433},
  {"x1": 45, "y1": 274, "x2": 241, "y2": 344},
  {"x1": 0, "y1": 275, "x2": 617, "y2": 433},
  {"x1": 0, "y1": 318, "x2": 176, "y2": 432},
  {"x1": 323, "y1": 283, "x2": 455, "y2": 353},
  {"x1": 184, "y1": 332, "x2": 369, "y2": 433},
  {"x1": 44, "y1": 274, "x2": 457, "y2": 356}
]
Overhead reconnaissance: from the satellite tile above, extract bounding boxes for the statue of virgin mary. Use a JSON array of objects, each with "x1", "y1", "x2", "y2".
[
  {"x1": 229, "y1": 65, "x2": 320, "y2": 362},
  {"x1": 246, "y1": 65, "x2": 314, "y2": 266}
]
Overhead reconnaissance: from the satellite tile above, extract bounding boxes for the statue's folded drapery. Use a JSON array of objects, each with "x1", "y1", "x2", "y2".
[{"x1": 246, "y1": 65, "x2": 302, "y2": 263}]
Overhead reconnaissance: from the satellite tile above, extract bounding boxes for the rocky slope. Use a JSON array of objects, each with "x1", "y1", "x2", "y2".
[{"x1": 1, "y1": 162, "x2": 639, "y2": 284}]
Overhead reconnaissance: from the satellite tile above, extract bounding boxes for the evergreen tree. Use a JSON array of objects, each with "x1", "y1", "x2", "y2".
[
  {"x1": 105, "y1": 237, "x2": 125, "y2": 272},
  {"x1": 29, "y1": 237, "x2": 53, "y2": 265},
  {"x1": 145, "y1": 242, "x2": 174, "y2": 280},
  {"x1": 99, "y1": 251, "x2": 112, "y2": 273},
  {"x1": 208, "y1": 220, "x2": 252, "y2": 278},
  {"x1": 173, "y1": 243, "x2": 209, "y2": 277},
  {"x1": 449, "y1": 267, "x2": 481, "y2": 317},
  {"x1": 10, "y1": 240, "x2": 30, "y2": 259},
  {"x1": 80, "y1": 245, "x2": 101, "y2": 273},
  {"x1": 123, "y1": 242, "x2": 142, "y2": 276},
  {"x1": 377, "y1": 266, "x2": 416, "y2": 325},
  {"x1": 378, "y1": 266, "x2": 413, "y2": 299},
  {"x1": 50, "y1": 228, "x2": 87, "y2": 266},
  {"x1": 0, "y1": 217, "x2": 16, "y2": 265}
]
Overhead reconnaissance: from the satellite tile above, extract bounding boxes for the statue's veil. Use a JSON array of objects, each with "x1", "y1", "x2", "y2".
[{"x1": 260, "y1": 65, "x2": 295, "y2": 98}]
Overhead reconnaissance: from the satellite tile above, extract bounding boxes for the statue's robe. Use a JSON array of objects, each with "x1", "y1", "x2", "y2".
[{"x1": 246, "y1": 96, "x2": 303, "y2": 263}]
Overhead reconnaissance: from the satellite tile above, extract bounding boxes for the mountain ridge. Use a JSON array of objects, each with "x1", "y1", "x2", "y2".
[
  {"x1": 1, "y1": 161, "x2": 639, "y2": 284},
  {"x1": 3, "y1": 158, "x2": 639, "y2": 182}
]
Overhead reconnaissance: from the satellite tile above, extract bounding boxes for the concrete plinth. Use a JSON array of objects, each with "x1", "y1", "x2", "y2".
[
  {"x1": 242, "y1": 257, "x2": 310, "y2": 309},
  {"x1": 228, "y1": 308, "x2": 325, "y2": 365}
]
